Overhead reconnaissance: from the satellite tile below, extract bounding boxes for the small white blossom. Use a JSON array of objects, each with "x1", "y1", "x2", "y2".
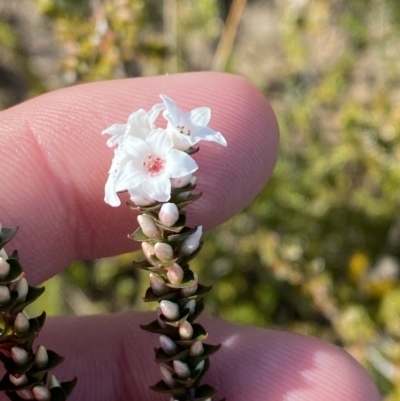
[
  {"x1": 160, "y1": 94, "x2": 227, "y2": 150},
  {"x1": 102, "y1": 103, "x2": 165, "y2": 147},
  {"x1": 105, "y1": 130, "x2": 198, "y2": 205}
]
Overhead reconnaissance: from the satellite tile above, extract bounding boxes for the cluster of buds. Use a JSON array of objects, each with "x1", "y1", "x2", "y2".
[
  {"x1": 130, "y1": 183, "x2": 223, "y2": 401},
  {"x1": 0, "y1": 225, "x2": 76, "y2": 401}
]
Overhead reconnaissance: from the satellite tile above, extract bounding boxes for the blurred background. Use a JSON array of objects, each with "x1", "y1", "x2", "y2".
[{"x1": 1, "y1": 0, "x2": 400, "y2": 398}]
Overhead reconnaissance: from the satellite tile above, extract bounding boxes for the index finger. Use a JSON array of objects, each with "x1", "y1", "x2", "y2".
[{"x1": 0, "y1": 72, "x2": 279, "y2": 284}]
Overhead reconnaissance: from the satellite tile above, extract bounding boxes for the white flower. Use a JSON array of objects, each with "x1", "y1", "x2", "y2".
[
  {"x1": 160, "y1": 94, "x2": 227, "y2": 150},
  {"x1": 105, "y1": 129, "x2": 198, "y2": 205},
  {"x1": 102, "y1": 103, "x2": 165, "y2": 147}
]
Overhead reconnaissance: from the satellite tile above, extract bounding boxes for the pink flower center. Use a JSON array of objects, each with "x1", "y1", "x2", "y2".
[{"x1": 143, "y1": 154, "x2": 165, "y2": 175}]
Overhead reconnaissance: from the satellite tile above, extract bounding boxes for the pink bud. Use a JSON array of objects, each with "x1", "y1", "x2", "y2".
[
  {"x1": 141, "y1": 242, "x2": 155, "y2": 261},
  {"x1": 149, "y1": 273, "x2": 169, "y2": 296},
  {"x1": 159, "y1": 203, "x2": 179, "y2": 227},
  {"x1": 16, "y1": 389, "x2": 34, "y2": 400},
  {"x1": 137, "y1": 215, "x2": 160, "y2": 238},
  {"x1": 154, "y1": 243, "x2": 173, "y2": 261},
  {"x1": 181, "y1": 226, "x2": 202, "y2": 255},
  {"x1": 15, "y1": 278, "x2": 28, "y2": 302},
  {"x1": 166, "y1": 263, "x2": 184, "y2": 285},
  {"x1": 159, "y1": 335, "x2": 178, "y2": 355},
  {"x1": 9, "y1": 374, "x2": 28, "y2": 386},
  {"x1": 171, "y1": 174, "x2": 192, "y2": 189},
  {"x1": 180, "y1": 273, "x2": 198, "y2": 297},
  {"x1": 11, "y1": 347, "x2": 29, "y2": 366},
  {"x1": 35, "y1": 345, "x2": 48, "y2": 368},
  {"x1": 160, "y1": 300, "x2": 180, "y2": 321},
  {"x1": 0, "y1": 285, "x2": 10, "y2": 304},
  {"x1": 173, "y1": 360, "x2": 190, "y2": 378},
  {"x1": 179, "y1": 320, "x2": 193, "y2": 340},
  {"x1": 0, "y1": 257, "x2": 10, "y2": 279},
  {"x1": 14, "y1": 313, "x2": 29, "y2": 334},
  {"x1": 190, "y1": 341, "x2": 204, "y2": 357},
  {"x1": 32, "y1": 386, "x2": 51, "y2": 400},
  {"x1": 160, "y1": 366, "x2": 176, "y2": 388}
]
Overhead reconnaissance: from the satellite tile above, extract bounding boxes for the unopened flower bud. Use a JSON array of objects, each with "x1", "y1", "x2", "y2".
[
  {"x1": 195, "y1": 359, "x2": 205, "y2": 372},
  {"x1": 171, "y1": 174, "x2": 192, "y2": 189},
  {"x1": 173, "y1": 360, "x2": 190, "y2": 378},
  {"x1": 50, "y1": 375, "x2": 61, "y2": 389},
  {"x1": 180, "y1": 273, "x2": 198, "y2": 297},
  {"x1": 14, "y1": 313, "x2": 29, "y2": 334},
  {"x1": 166, "y1": 264, "x2": 184, "y2": 285},
  {"x1": 32, "y1": 386, "x2": 51, "y2": 400},
  {"x1": 181, "y1": 226, "x2": 202, "y2": 255},
  {"x1": 35, "y1": 345, "x2": 48, "y2": 368},
  {"x1": 141, "y1": 242, "x2": 155, "y2": 261},
  {"x1": 160, "y1": 366, "x2": 176, "y2": 388},
  {"x1": 160, "y1": 300, "x2": 180, "y2": 321},
  {"x1": 15, "y1": 278, "x2": 28, "y2": 302},
  {"x1": 0, "y1": 248, "x2": 7, "y2": 259},
  {"x1": 154, "y1": 243, "x2": 173, "y2": 261},
  {"x1": 16, "y1": 389, "x2": 34, "y2": 400},
  {"x1": 190, "y1": 341, "x2": 204, "y2": 357},
  {"x1": 0, "y1": 257, "x2": 10, "y2": 279},
  {"x1": 179, "y1": 320, "x2": 193, "y2": 340},
  {"x1": 137, "y1": 215, "x2": 160, "y2": 238},
  {"x1": 11, "y1": 347, "x2": 29, "y2": 366},
  {"x1": 159, "y1": 203, "x2": 179, "y2": 227},
  {"x1": 159, "y1": 335, "x2": 178, "y2": 355},
  {"x1": 149, "y1": 273, "x2": 169, "y2": 296},
  {"x1": 0, "y1": 285, "x2": 10, "y2": 304},
  {"x1": 9, "y1": 373, "x2": 28, "y2": 386},
  {"x1": 184, "y1": 299, "x2": 196, "y2": 315}
]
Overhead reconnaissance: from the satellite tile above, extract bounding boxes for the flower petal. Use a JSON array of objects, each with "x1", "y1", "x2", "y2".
[
  {"x1": 142, "y1": 174, "x2": 171, "y2": 202},
  {"x1": 194, "y1": 126, "x2": 227, "y2": 146},
  {"x1": 146, "y1": 129, "x2": 173, "y2": 155},
  {"x1": 187, "y1": 107, "x2": 210, "y2": 126},
  {"x1": 166, "y1": 149, "x2": 198, "y2": 178},
  {"x1": 160, "y1": 94, "x2": 184, "y2": 125}
]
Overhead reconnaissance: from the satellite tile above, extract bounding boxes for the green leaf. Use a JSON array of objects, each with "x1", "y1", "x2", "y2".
[
  {"x1": 140, "y1": 320, "x2": 178, "y2": 337},
  {"x1": 155, "y1": 347, "x2": 189, "y2": 363},
  {"x1": 194, "y1": 384, "x2": 216, "y2": 401},
  {"x1": 0, "y1": 258, "x2": 23, "y2": 285},
  {"x1": 11, "y1": 286, "x2": 45, "y2": 314},
  {"x1": 142, "y1": 287, "x2": 177, "y2": 303},
  {"x1": 172, "y1": 192, "x2": 203, "y2": 209},
  {"x1": 60, "y1": 377, "x2": 78, "y2": 397},
  {"x1": 29, "y1": 350, "x2": 65, "y2": 377}
]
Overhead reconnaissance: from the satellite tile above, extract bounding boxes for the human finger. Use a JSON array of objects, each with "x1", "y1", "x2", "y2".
[
  {"x1": 18, "y1": 313, "x2": 380, "y2": 401},
  {"x1": 0, "y1": 72, "x2": 279, "y2": 284}
]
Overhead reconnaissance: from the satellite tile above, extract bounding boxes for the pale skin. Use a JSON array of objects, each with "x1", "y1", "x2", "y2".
[{"x1": 0, "y1": 72, "x2": 381, "y2": 400}]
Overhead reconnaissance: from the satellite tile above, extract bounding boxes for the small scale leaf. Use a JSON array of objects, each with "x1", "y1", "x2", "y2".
[
  {"x1": 60, "y1": 377, "x2": 78, "y2": 397},
  {"x1": 194, "y1": 384, "x2": 216, "y2": 401},
  {"x1": 165, "y1": 270, "x2": 195, "y2": 289},
  {"x1": 50, "y1": 386, "x2": 67, "y2": 401},
  {"x1": 155, "y1": 348, "x2": 189, "y2": 364},
  {"x1": 155, "y1": 214, "x2": 186, "y2": 233},
  {"x1": 140, "y1": 320, "x2": 178, "y2": 337},
  {"x1": 190, "y1": 344, "x2": 221, "y2": 364},
  {"x1": 0, "y1": 259, "x2": 23, "y2": 285},
  {"x1": 29, "y1": 350, "x2": 65, "y2": 376},
  {"x1": 11, "y1": 286, "x2": 45, "y2": 314},
  {"x1": 142, "y1": 287, "x2": 177, "y2": 303}
]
